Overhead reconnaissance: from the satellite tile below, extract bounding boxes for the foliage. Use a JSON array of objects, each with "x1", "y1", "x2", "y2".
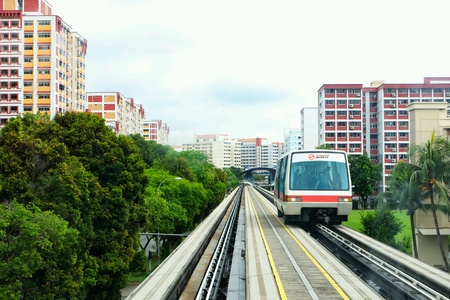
[
  {"x1": 0, "y1": 113, "x2": 149, "y2": 299},
  {"x1": 381, "y1": 161, "x2": 424, "y2": 257},
  {"x1": 348, "y1": 153, "x2": 382, "y2": 209},
  {"x1": 223, "y1": 167, "x2": 241, "y2": 190},
  {"x1": 0, "y1": 112, "x2": 231, "y2": 296},
  {"x1": 360, "y1": 205, "x2": 404, "y2": 248},
  {"x1": 316, "y1": 144, "x2": 332, "y2": 149},
  {"x1": 0, "y1": 201, "x2": 79, "y2": 300},
  {"x1": 408, "y1": 130, "x2": 450, "y2": 271}
]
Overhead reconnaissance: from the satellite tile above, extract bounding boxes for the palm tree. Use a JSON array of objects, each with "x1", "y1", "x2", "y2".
[
  {"x1": 385, "y1": 162, "x2": 424, "y2": 258},
  {"x1": 409, "y1": 130, "x2": 450, "y2": 272}
]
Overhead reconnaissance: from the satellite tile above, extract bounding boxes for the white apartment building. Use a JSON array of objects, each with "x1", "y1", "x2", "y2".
[
  {"x1": 239, "y1": 137, "x2": 283, "y2": 169},
  {"x1": 300, "y1": 107, "x2": 319, "y2": 150},
  {"x1": 182, "y1": 134, "x2": 242, "y2": 169},
  {"x1": 283, "y1": 128, "x2": 302, "y2": 154}
]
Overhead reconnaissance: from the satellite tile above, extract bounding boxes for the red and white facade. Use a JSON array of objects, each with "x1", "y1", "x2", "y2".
[
  {"x1": 87, "y1": 92, "x2": 145, "y2": 136},
  {"x1": 318, "y1": 77, "x2": 450, "y2": 191},
  {"x1": 143, "y1": 119, "x2": 169, "y2": 145}
]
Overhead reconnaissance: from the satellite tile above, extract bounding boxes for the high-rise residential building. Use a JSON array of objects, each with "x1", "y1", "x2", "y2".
[
  {"x1": 318, "y1": 77, "x2": 450, "y2": 191},
  {"x1": 182, "y1": 134, "x2": 242, "y2": 169},
  {"x1": 300, "y1": 107, "x2": 319, "y2": 150},
  {"x1": 86, "y1": 92, "x2": 145, "y2": 136},
  {"x1": 283, "y1": 128, "x2": 302, "y2": 154},
  {"x1": 0, "y1": 0, "x2": 87, "y2": 123},
  {"x1": 142, "y1": 119, "x2": 169, "y2": 145},
  {"x1": 239, "y1": 137, "x2": 283, "y2": 169}
]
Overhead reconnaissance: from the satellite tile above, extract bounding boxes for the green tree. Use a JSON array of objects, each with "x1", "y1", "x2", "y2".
[
  {"x1": 383, "y1": 161, "x2": 423, "y2": 258},
  {"x1": 408, "y1": 131, "x2": 450, "y2": 272},
  {"x1": 360, "y1": 205, "x2": 403, "y2": 248},
  {"x1": 0, "y1": 201, "x2": 79, "y2": 300},
  {"x1": 53, "y1": 112, "x2": 150, "y2": 299},
  {"x1": 349, "y1": 153, "x2": 383, "y2": 209},
  {"x1": 316, "y1": 144, "x2": 333, "y2": 149}
]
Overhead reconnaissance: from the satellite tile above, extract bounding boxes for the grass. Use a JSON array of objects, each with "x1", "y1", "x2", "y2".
[{"x1": 343, "y1": 209, "x2": 412, "y2": 243}]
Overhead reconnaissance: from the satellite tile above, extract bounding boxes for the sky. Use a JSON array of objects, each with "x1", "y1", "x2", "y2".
[{"x1": 53, "y1": 0, "x2": 450, "y2": 146}]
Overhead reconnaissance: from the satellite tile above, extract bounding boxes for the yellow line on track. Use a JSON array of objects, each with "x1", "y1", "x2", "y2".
[
  {"x1": 248, "y1": 195, "x2": 288, "y2": 300},
  {"x1": 258, "y1": 195, "x2": 350, "y2": 300}
]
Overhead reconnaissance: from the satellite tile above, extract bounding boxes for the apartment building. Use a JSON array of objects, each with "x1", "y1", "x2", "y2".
[
  {"x1": 318, "y1": 77, "x2": 450, "y2": 191},
  {"x1": 86, "y1": 92, "x2": 145, "y2": 136},
  {"x1": 182, "y1": 134, "x2": 242, "y2": 169},
  {"x1": 239, "y1": 137, "x2": 283, "y2": 169},
  {"x1": 142, "y1": 119, "x2": 169, "y2": 145},
  {"x1": 283, "y1": 128, "x2": 302, "y2": 154},
  {"x1": 300, "y1": 107, "x2": 319, "y2": 150},
  {"x1": 0, "y1": 0, "x2": 87, "y2": 123}
]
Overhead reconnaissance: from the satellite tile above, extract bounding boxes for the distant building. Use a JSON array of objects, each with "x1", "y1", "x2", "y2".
[
  {"x1": 317, "y1": 77, "x2": 450, "y2": 191},
  {"x1": 300, "y1": 107, "x2": 319, "y2": 149},
  {"x1": 0, "y1": 0, "x2": 87, "y2": 124},
  {"x1": 86, "y1": 92, "x2": 145, "y2": 136},
  {"x1": 143, "y1": 120, "x2": 169, "y2": 145},
  {"x1": 239, "y1": 137, "x2": 283, "y2": 169},
  {"x1": 283, "y1": 128, "x2": 302, "y2": 154},
  {"x1": 182, "y1": 134, "x2": 242, "y2": 169}
]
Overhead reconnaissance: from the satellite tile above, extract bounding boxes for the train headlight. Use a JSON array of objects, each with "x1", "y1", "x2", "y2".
[
  {"x1": 286, "y1": 197, "x2": 302, "y2": 202},
  {"x1": 338, "y1": 197, "x2": 352, "y2": 202}
]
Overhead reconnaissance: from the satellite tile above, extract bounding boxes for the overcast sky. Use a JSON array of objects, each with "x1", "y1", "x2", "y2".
[{"x1": 53, "y1": 0, "x2": 450, "y2": 146}]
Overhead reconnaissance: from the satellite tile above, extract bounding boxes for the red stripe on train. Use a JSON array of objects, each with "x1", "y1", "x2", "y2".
[{"x1": 287, "y1": 195, "x2": 351, "y2": 202}]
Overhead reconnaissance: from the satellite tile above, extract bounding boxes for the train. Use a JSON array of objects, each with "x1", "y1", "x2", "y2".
[{"x1": 273, "y1": 149, "x2": 352, "y2": 225}]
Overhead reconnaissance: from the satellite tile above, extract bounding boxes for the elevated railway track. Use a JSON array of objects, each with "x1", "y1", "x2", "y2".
[{"x1": 126, "y1": 185, "x2": 450, "y2": 300}]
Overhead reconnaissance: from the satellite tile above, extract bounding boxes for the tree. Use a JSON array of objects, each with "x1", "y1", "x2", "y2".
[
  {"x1": 383, "y1": 161, "x2": 423, "y2": 258},
  {"x1": 0, "y1": 201, "x2": 79, "y2": 299},
  {"x1": 348, "y1": 153, "x2": 383, "y2": 209},
  {"x1": 408, "y1": 131, "x2": 450, "y2": 272},
  {"x1": 360, "y1": 204, "x2": 403, "y2": 248},
  {"x1": 53, "y1": 112, "x2": 150, "y2": 299}
]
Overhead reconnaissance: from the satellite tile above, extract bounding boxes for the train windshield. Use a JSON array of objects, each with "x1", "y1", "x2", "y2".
[{"x1": 290, "y1": 152, "x2": 350, "y2": 191}]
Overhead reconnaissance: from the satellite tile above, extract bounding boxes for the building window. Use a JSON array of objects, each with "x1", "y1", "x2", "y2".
[
  {"x1": 38, "y1": 32, "x2": 51, "y2": 38},
  {"x1": 325, "y1": 89, "x2": 335, "y2": 94},
  {"x1": 24, "y1": 45, "x2": 33, "y2": 50},
  {"x1": 24, "y1": 69, "x2": 33, "y2": 75},
  {"x1": 38, "y1": 44, "x2": 51, "y2": 50},
  {"x1": 38, "y1": 81, "x2": 50, "y2": 87},
  {"x1": 24, "y1": 32, "x2": 33, "y2": 38},
  {"x1": 38, "y1": 57, "x2": 50, "y2": 62},
  {"x1": 24, "y1": 20, "x2": 33, "y2": 26},
  {"x1": 24, "y1": 82, "x2": 32, "y2": 87},
  {"x1": 38, "y1": 20, "x2": 51, "y2": 26},
  {"x1": 337, "y1": 89, "x2": 346, "y2": 94}
]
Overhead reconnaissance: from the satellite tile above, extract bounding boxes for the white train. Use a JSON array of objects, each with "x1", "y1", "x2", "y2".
[{"x1": 274, "y1": 150, "x2": 352, "y2": 225}]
